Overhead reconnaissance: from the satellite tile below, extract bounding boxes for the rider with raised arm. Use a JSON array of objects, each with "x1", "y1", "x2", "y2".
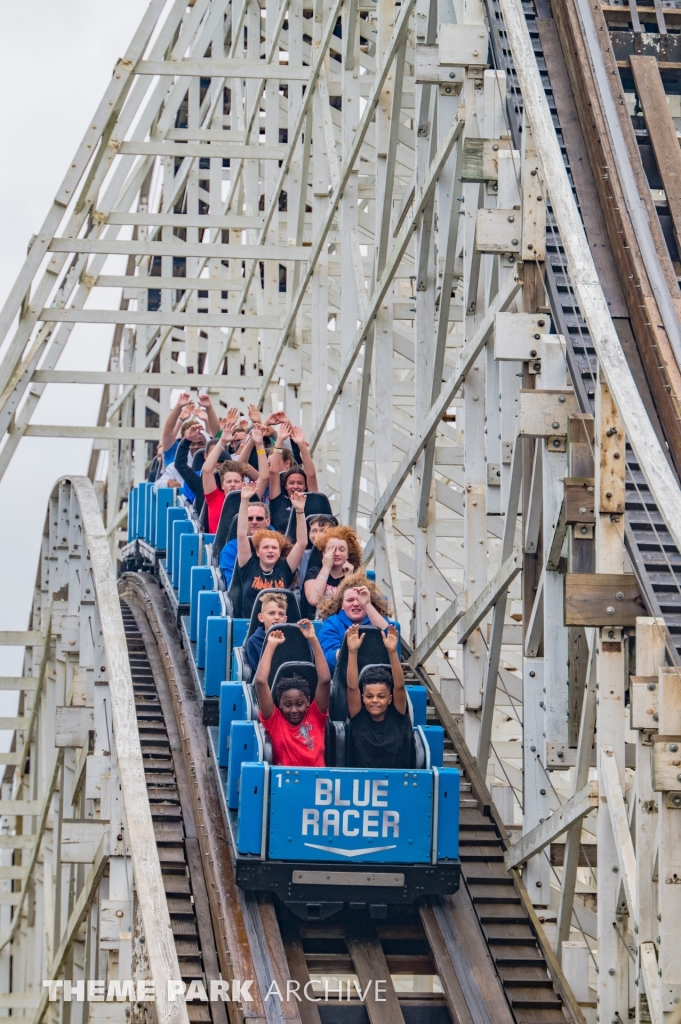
[
  {"x1": 346, "y1": 623, "x2": 414, "y2": 770},
  {"x1": 201, "y1": 417, "x2": 268, "y2": 533},
  {"x1": 234, "y1": 482, "x2": 308, "y2": 618},
  {"x1": 254, "y1": 621, "x2": 331, "y2": 766}
]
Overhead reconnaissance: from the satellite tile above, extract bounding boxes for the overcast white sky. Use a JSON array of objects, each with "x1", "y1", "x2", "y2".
[{"x1": 0, "y1": 2, "x2": 146, "y2": 695}]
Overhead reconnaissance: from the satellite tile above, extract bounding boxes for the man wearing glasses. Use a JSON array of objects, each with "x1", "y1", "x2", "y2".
[{"x1": 219, "y1": 502, "x2": 271, "y2": 584}]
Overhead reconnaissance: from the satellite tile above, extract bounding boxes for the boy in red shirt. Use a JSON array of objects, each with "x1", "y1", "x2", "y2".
[{"x1": 254, "y1": 620, "x2": 330, "y2": 767}]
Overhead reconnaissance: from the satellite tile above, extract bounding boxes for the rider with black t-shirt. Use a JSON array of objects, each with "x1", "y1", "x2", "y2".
[
  {"x1": 234, "y1": 481, "x2": 309, "y2": 618},
  {"x1": 345, "y1": 623, "x2": 414, "y2": 770}
]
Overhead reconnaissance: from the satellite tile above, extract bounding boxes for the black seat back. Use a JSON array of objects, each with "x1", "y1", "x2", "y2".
[
  {"x1": 271, "y1": 660, "x2": 319, "y2": 702},
  {"x1": 265, "y1": 626, "x2": 314, "y2": 686},
  {"x1": 329, "y1": 627, "x2": 390, "y2": 722},
  {"x1": 226, "y1": 513, "x2": 239, "y2": 543},
  {"x1": 246, "y1": 589, "x2": 301, "y2": 640},
  {"x1": 285, "y1": 493, "x2": 334, "y2": 540},
  {"x1": 198, "y1": 499, "x2": 209, "y2": 532},
  {"x1": 324, "y1": 720, "x2": 347, "y2": 767},
  {"x1": 226, "y1": 542, "x2": 249, "y2": 615}
]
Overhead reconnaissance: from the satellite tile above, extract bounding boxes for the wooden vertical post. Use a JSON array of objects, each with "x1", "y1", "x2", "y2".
[
  {"x1": 635, "y1": 618, "x2": 665, "y2": 1024},
  {"x1": 523, "y1": 657, "x2": 550, "y2": 902},
  {"x1": 339, "y1": 0, "x2": 361, "y2": 523},
  {"x1": 657, "y1": 667, "x2": 681, "y2": 1024},
  {"x1": 540, "y1": 336, "x2": 569, "y2": 768},
  {"x1": 595, "y1": 372, "x2": 629, "y2": 1022}
]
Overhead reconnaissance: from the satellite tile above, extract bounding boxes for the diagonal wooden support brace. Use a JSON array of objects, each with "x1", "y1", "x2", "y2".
[
  {"x1": 599, "y1": 746, "x2": 637, "y2": 918},
  {"x1": 505, "y1": 782, "x2": 598, "y2": 870},
  {"x1": 456, "y1": 554, "x2": 522, "y2": 645}
]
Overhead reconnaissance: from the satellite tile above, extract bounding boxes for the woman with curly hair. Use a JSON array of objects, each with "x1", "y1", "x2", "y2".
[
  {"x1": 317, "y1": 571, "x2": 392, "y2": 674},
  {"x1": 302, "y1": 525, "x2": 362, "y2": 617},
  {"x1": 235, "y1": 481, "x2": 308, "y2": 618}
]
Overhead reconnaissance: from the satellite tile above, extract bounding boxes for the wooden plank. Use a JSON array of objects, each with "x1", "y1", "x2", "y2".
[
  {"x1": 505, "y1": 783, "x2": 598, "y2": 869},
  {"x1": 25, "y1": 426, "x2": 173, "y2": 441},
  {"x1": 548, "y1": 0, "x2": 681, "y2": 491},
  {"x1": 418, "y1": 904, "x2": 476, "y2": 1024},
  {"x1": 32, "y1": 371, "x2": 261, "y2": 388},
  {"x1": 536, "y1": 19, "x2": 628, "y2": 316},
  {"x1": 54, "y1": 707, "x2": 94, "y2": 748},
  {"x1": 0, "y1": 801, "x2": 41, "y2": 816},
  {"x1": 658, "y1": 667, "x2": 681, "y2": 733},
  {"x1": 96, "y1": 274, "x2": 247, "y2": 290},
  {"x1": 38, "y1": 309, "x2": 284, "y2": 330},
  {"x1": 0, "y1": 718, "x2": 30, "y2": 731},
  {"x1": 0, "y1": 632, "x2": 43, "y2": 646},
  {"x1": 0, "y1": 994, "x2": 40, "y2": 1009},
  {"x1": 0, "y1": 894, "x2": 23, "y2": 907},
  {"x1": 117, "y1": 141, "x2": 287, "y2": 160},
  {"x1": 564, "y1": 573, "x2": 645, "y2": 626},
  {"x1": 428, "y1": 894, "x2": 516, "y2": 1024},
  {"x1": 105, "y1": 212, "x2": 262, "y2": 229},
  {"x1": 120, "y1": 572, "x2": 267, "y2": 1020},
  {"x1": 345, "y1": 918, "x2": 407, "y2": 1024},
  {"x1": 630, "y1": 676, "x2": 659, "y2": 730},
  {"x1": 0, "y1": 677, "x2": 38, "y2": 691},
  {"x1": 564, "y1": 478, "x2": 595, "y2": 524},
  {"x1": 631, "y1": 56, "x2": 681, "y2": 253},
  {"x1": 258, "y1": 897, "x2": 303, "y2": 1021},
  {"x1": 48, "y1": 238, "x2": 310, "y2": 261},
  {"x1": 61, "y1": 820, "x2": 110, "y2": 863},
  {"x1": 456, "y1": 554, "x2": 521, "y2": 644},
  {"x1": 600, "y1": 748, "x2": 637, "y2": 915},
  {"x1": 278, "y1": 911, "x2": 323, "y2": 1024},
  {"x1": 550, "y1": 842, "x2": 597, "y2": 867},
  {"x1": 0, "y1": 866, "x2": 27, "y2": 881},
  {"x1": 653, "y1": 737, "x2": 681, "y2": 791},
  {"x1": 518, "y1": 389, "x2": 580, "y2": 437},
  {"x1": 135, "y1": 58, "x2": 312, "y2": 80},
  {"x1": 0, "y1": 836, "x2": 33, "y2": 849}
]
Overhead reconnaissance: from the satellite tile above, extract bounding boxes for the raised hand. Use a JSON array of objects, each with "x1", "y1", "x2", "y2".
[
  {"x1": 322, "y1": 541, "x2": 337, "y2": 570},
  {"x1": 251, "y1": 425, "x2": 264, "y2": 448},
  {"x1": 290, "y1": 490, "x2": 307, "y2": 513},
  {"x1": 185, "y1": 423, "x2": 204, "y2": 442},
  {"x1": 355, "y1": 585, "x2": 372, "y2": 610},
  {"x1": 290, "y1": 425, "x2": 306, "y2": 446},
  {"x1": 179, "y1": 403, "x2": 196, "y2": 422},
  {"x1": 341, "y1": 560, "x2": 354, "y2": 577},
  {"x1": 266, "y1": 629, "x2": 287, "y2": 647},
  {"x1": 195, "y1": 407, "x2": 209, "y2": 422},
  {"x1": 276, "y1": 420, "x2": 292, "y2": 443},
  {"x1": 297, "y1": 619, "x2": 315, "y2": 640},
  {"x1": 197, "y1": 393, "x2": 212, "y2": 408},
  {"x1": 382, "y1": 623, "x2": 399, "y2": 653},
  {"x1": 176, "y1": 391, "x2": 192, "y2": 408},
  {"x1": 248, "y1": 403, "x2": 262, "y2": 425},
  {"x1": 269, "y1": 410, "x2": 290, "y2": 425},
  {"x1": 346, "y1": 623, "x2": 365, "y2": 652},
  {"x1": 240, "y1": 480, "x2": 258, "y2": 502}
]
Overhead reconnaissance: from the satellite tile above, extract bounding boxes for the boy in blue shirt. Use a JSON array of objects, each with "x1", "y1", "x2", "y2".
[{"x1": 246, "y1": 592, "x2": 289, "y2": 674}]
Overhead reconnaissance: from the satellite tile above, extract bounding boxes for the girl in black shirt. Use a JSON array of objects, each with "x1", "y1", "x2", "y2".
[{"x1": 346, "y1": 624, "x2": 414, "y2": 770}]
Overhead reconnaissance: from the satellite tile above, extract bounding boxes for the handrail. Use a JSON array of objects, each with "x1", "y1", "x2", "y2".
[
  {"x1": 69, "y1": 477, "x2": 188, "y2": 1024},
  {"x1": 1, "y1": 477, "x2": 188, "y2": 1024}
]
